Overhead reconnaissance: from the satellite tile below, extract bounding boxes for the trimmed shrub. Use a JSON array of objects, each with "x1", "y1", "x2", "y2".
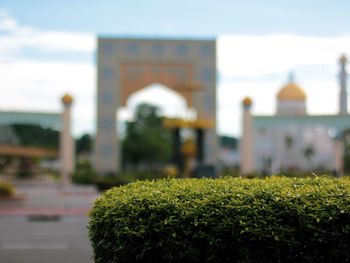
[
  {"x1": 0, "y1": 182, "x2": 15, "y2": 197},
  {"x1": 89, "y1": 177, "x2": 350, "y2": 263}
]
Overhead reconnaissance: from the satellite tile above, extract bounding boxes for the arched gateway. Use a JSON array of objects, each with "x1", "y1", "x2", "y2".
[{"x1": 95, "y1": 37, "x2": 218, "y2": 173}]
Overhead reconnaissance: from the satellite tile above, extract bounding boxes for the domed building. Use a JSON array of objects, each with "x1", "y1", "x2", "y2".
[
  {"x1": 276, "y1": 74, "x2": 306, "y2": 116},
  {"x1": 241, "y1": 55, "x2": 350, "y2": 175}
]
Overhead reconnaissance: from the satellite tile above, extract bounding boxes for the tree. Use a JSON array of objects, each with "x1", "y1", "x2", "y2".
[
  {"x1": 122, "y1": 103, "x2": 172, "y2": 170},
  {"x1": 11, "y1": 124, "x2": 59, "y2": 149},
  {"x1": 285, "y1": 135, "x2": 293, "y2": 149},
  {"x1": 219, "y1": 136, "x2": 238, "y2": 150},
  {"x1": 303, "y1": 145, "x2": 315, "y2": 170},
  {"x1": 76, "y1": 133, "x2": 93, "y2": 155},
  {"x1": 283, "y1": 135, "x2": 294, "y2": 170}
]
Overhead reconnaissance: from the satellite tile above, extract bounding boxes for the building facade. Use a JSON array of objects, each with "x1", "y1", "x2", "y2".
[{"x1": 241, "y1": 55, "x2": 350, "y2": 175}]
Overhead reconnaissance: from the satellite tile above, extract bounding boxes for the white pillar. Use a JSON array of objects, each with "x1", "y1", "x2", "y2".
[
  {"x1": 60, "y1": 94, "x2": 74, "y2": 185},
  {"x1": 339, "y1": 55, "x2": 348, "y2": 115},
  {"x1": 334, "y1": 137, "x2": 344, "y2": 177},
  {"x1": 241, "y1": 97, "x2": 254, "y2": 174}
]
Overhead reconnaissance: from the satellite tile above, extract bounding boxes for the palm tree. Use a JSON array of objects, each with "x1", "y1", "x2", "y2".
[
  {"x1": 285, "y1": 135, "x2": 293, "y2": 149},
  {"x1": 283, "y1": 135, "x2": 294, "y2": 170},
  {"x1": 303, "y1": 145, "x2": 315, "y2": 171}
]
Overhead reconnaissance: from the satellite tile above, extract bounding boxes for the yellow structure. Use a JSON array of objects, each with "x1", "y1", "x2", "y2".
[
  {"x1": 277, "y1": 82, "x2": 306, "y2": 101},
  {"x1": 276, "y1": 74, "x2": 306, "y2": 116},
  {"x1": 163, "y1": 118, "x2": 214, "y2": 129},
  {"x1": 61, "y1": 94, "x2": 74, "y2": 105},
  {"x1": 242, "y1": 96, "x2": 252, "y2": 106},
  {"x1": 0, "y1": 145, "x2": 58, "y2": 158},
  {"x1": 181, "y1": 138, "x2": 197, "y2": 178}
]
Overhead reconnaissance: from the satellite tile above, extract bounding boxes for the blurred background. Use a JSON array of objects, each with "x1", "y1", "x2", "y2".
[{"x1": 0, "y1": 0, "x2": 350, "y2": 262}]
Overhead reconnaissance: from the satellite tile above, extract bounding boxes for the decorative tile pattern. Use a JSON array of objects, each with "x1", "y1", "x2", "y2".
[
  {"x1": 100, "y1": 117, "x2": 114, "y2": 130},
  {"x1": 204, "y1": 93, "x2": 212, "y2": 108},
  {"x1": 102, "y1": 42, "x2": 115, "y2": 54},
  {"x1": 200, "y1": 68, "x2": 212, "y2": 82},
  {"x1": 101, "y1": 91, "x2": 113, "y2": 104},
  {"x1": 200, "y1": 44, "x2": 211, "y2": 56},
  {"x1": 151, "y1": 44, "x2": 164, "y2": 55},
  {"x1": 102, "y1": 66, "x2": 113, "y2": 80},
  {"x1": 126, "y1": 43, "x2": 140, "y2": 54},
  {"x1": 176, "y1": 44, "x2": 188, "y2": 55},
  {"x1": 97, "y1": 38, "x2": 217, "y2": 172}
]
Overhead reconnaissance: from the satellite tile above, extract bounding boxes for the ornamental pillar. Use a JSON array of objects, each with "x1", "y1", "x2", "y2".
[
  {"x1": 241, "y1": 97, "x2": 254, "y2": 174},
  {"x1": 60, "y1": 94, "x2": 75, "y2": 185}
]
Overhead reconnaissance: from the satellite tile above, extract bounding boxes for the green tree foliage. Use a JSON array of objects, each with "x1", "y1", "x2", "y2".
[
  {"x1": 219, "y1": 135, "x2": 238, "y2": 150},
  {"x1": 76, "y1": 133, "x2": 93, "y2": 155},
  {"x1": 122, "y1": 103, "x2": 172, "y2": 169},
  {"x1": 12, "y1": 124, "x2": 59, "y2": 149},
  {"x1": 303, "y1": 145, "x2": 315, "y2": 170}
]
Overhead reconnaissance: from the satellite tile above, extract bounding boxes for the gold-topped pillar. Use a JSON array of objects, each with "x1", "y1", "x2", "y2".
[
  {"x1": 60, "y1": 94, "x2": 75, "y2": 185},
  {"x1": 241, "y1": 97, "x2": 254, "y2": 175}
]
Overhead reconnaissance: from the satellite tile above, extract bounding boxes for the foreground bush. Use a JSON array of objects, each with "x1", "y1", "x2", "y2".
[
  {"x1": 0, "y1": 182, "x2": 15, "y2": 197},
  {"x1": 89, "y1": 177, "x2": 350, "y2": 263}
]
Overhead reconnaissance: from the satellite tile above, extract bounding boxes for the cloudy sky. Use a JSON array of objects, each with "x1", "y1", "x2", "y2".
[{"x1": 0, "y1": 0, "x2": 350, "y2": 138}]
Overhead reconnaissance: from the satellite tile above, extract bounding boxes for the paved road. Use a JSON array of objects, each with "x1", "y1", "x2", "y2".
[
  {"x1": 0, "y1": 216, "x2": 94, "y2": 263},
  {"x1": 0, "y1": 185, "x2": 100, "y2": 216}
]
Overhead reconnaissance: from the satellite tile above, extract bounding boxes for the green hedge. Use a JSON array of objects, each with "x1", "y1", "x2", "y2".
[{"x1": 89, "y1": 177, "x2": 350, "y2": 263}]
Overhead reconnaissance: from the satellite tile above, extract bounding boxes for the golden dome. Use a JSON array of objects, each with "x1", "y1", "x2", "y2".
[
  {"x1": 340, "y1": 55, "x2": 347, "y2": 63},
  {"x1": 242, "y1": 96, "x2": 252, "y2": 106},
  {"x1": 277, "y1": 82, "x2": 306, "y2": 101},
  {"x1": 61, "y1": 93, "x2": 73, "y2": 105}
]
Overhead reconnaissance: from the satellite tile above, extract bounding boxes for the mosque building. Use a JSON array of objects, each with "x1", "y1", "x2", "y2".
[{"x1": 241, "y1": 55, "x2": 350, "y2": 175}]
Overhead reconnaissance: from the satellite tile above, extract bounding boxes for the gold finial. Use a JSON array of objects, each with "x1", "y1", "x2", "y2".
[
  {"x1": 61, "y1": 93, "x2": 73, "y2": 105},
  {"x1": 242, "y1": 96, "x2": 252, "y2": 106},
  {"x1": 340, "y1": 54, "x2": 347, "y2": 63}
]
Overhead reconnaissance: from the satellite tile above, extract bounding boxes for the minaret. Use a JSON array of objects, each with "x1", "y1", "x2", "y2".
[
  {"x1": 339, "y1": 55, "x2": 348, "y2": 115},
  {"x1": 60, "y1": 94, "x2": 75, "y2": 185},
  {"x1": 241, "y1": 97, "x2": 253, "y2": 174}
]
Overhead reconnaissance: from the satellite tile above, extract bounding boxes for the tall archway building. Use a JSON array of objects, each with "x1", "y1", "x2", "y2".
[{"x1": 95, "y1": 37, "x2": 218, "y2": 174}]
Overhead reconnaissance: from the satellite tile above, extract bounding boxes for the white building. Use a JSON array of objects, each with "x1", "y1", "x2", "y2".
[{"x1": 241, "y1": 55, "x2": 350, "y2": 175}]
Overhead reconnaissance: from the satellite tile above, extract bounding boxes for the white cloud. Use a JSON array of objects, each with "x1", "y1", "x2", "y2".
[
  {"x1": 0, "y1": 10, "x2": 96, "y2": 136},
  {"x1": 0, "y1": 9, "x2": 17, "y2": 31},
  {"x1": 0, "y1": 59, "x2": 96, "y2": 136},
  {"x1": 0, "y1": 10, "x2": 348, "y2": 139},
  {"x1": 218, "y1": 35, "x2": 350, "y2": 77},
  {"x1": 217, "y1": 34, "x2": 348, "y2": 137},
  {"x1": 0, "y1": 9, "x2": 95, "y2": 59}
]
